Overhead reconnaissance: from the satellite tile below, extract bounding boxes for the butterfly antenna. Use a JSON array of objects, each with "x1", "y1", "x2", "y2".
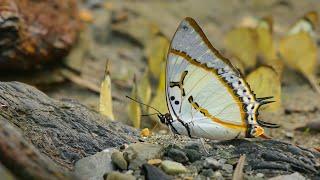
[
  {"x1": 259, "y1": 101, "x2": 275, "y2": 106},
  {"x1": 257, "y1": 120, "x2": 280, "y2": 128},
  {"x1": 257, "y1": 96, "x2": 274, "y2": 102},
  {"x1": 141, "y1": 113, "x2": 159, "y2": 116},
  {"x1": 126, "y1": 96, "x2": 162, "y2": 114}
]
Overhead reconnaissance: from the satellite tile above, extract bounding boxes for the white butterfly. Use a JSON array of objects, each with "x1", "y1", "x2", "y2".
[{"x1": 158, "y1": 17, "x2": 279, "y2": 140}]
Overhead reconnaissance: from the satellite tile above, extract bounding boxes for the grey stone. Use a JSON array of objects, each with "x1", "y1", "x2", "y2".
[
  {"x1": 194, "y1": 175, "x2": 206, "y2": 180},
  {"x1": 222, "y1": 164, "x2": 233, "y2": 174},
  {"x1": 218, "y1": 158, "x2": 227, "y2": 165},
  {"x1": 226, "y1": 157, "x2": 239, "y2": 165},
  {"x1": 167, "y1": 148, "x2": 189, "y2": 163},
  {"x1": 161, "y1": 160, "x2": 187, "y2": 175},
  {"x1": 106, "y1": 171, "x2": 135, "y2": 180},
  {"x1": 111, "y1": 151, "x2": 128, "y2": 170},
  {"x1": 75, "y1": 148, "x2": 116, "y2": 180},
  {"x1": 200, "y1": 169, "x2": 214, "y2": 177},
  {"x1": 142, "y1": 163, "x2": 172, "y2": 180},
  {"x1": 191, "y1": 160, "x2": 204, "y2": 172},
  {"x1": 183, "y1": 149, "x2": 202, "y2": 163},
  {"x1": 213, "y1": 171, "x2": 224, "y2": 180},
  {"x1": 203, "y1": 157, "x2": 222, "y2": 170},
  {"x1": 184, "y1": 143, "x2": 200, "y2": 151},
  {"x1": 123, "y1": 143, "x2": 163, "y2": 170}
]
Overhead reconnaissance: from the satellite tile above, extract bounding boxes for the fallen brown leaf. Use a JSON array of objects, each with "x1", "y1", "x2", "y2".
[{"x1": 232, "y1": 154, "x2": 246, "y2": 180}]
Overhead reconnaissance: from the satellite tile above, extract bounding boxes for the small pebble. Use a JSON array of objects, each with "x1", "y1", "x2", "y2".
[
  {"x1": 185, "y1": 143, "x2": 200, "y2": 151},
  {"x1": 218, "y1": 158, "x2": 227, "y2": 165},
  {"x1": 191, "y1": 160, "x2": 204, "y2": 172},
  {"x1": 167, "y1": 148, "x2": 189, "y2": 163},
  {"x1": 105, "y1": 171, "x2": 135, "y2": 180},
  {"x1": 194, "y1": 175, "x2": 206, "y2": 180},
  {"x1": 111, "y1": 151, "x2": 127, "y2": 170},
  {"x1": 120, "y1": 144, "x2": 128, "y2": 151},
  {"x1": 147, "y1": 159, "x2": 162, "y2": 165},
  {"x1": 183, "y1": 149, "x2": 202, "y2": 163},
  {"x1": 161, "y1": 160, "x2": 187, "y2": 175},
  {"x1": 256, "y1": 173, "x2": 264, "y2": 178},
  {"x1": 203, "y1": 158, "x2": 222, "y2": 170},
  {"x1": 123, "y1": 143, "x2": 163, "y2": 170},
  {"x1": 269, "y1": 172, "x2": 305, "y2": 180},
  {"x1": 183, "y1": 176, "x2": 193, "y2": 180},
  {"x1": 285, "y1": 131, "x2": 294, "y2": 139},
  {"x1": 213, "y1": 171, "x2": 224, "y2": 180},
  {"x1": 201, "y1": 169, "x2": 214, "y2": 177},
  {"x1": 226, "y1": 157, "x2": 239, "y2": 165},
  {"x1": 142, "y1": 163, "x2": 171, "y2": 180},
  {"x1": 222, "y1": 164, "x2": 233, "y2": 174}
]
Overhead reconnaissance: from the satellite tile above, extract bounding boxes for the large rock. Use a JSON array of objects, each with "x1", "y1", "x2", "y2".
[
  {"x1": 0, "y1": 162, "x2": 16, "y2": 180},
  {"x1": 0, "y1": 118, "x2": 77, "y2": 180},
  {"x1": 0, "y1": 81, "x2": 139, "y2": 169},
  {"x1": 209, "y1": 139, "x2": 320, "y2": 178},
  {"x1": 0, "y1": 0, "x2": 80, "y2": 70}
]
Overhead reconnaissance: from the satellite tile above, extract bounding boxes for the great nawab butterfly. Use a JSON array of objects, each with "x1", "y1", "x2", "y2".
[{"x1": 157, "y1": 17, "x2": 279, "y2": 140}]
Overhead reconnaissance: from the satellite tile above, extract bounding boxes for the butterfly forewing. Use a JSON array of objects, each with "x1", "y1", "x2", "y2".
[{"x1": 165, "y1": 17, "x2": 261, "y2": 139}]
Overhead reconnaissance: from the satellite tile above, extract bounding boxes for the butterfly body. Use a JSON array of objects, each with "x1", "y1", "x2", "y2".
[{"x1": 159, "y1": 17, "x2": 278, "y2": 140}]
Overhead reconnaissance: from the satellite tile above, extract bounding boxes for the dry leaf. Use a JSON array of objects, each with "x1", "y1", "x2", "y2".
[
  {"x1": 263, "y1": 58, "x2": 284, "y2": 79},
  {"x1": 61, "y1": 69, "x2": 100, "y2": 93},
  {"x1": 128, "y1": 76, "x2": 141, "y2": 128},
  {"x1": 149, "y1": 63, "x2": 167, "y2": 121},
  {"x1": 145, "y1": 35, "x2": 169, "y2": 78},
  {"x1": 246, "y1": 66, "x2": 281, "y2": 111},
  {"x1": 137, "y1": 69, "x2": 152, "y2": 110},
  {"x1": 289, "y1": 11, "x2": 318, "y2": 37},
  {"x1": 279, "y1": 31, "x2": 320, "y2": 94},
  {"x1": 99, "y1": 62, "x2": 115, "y2": 121},
  {"x1": 225, "y1": 27, "x2": 258, "y2": 69},
  {"x1": 256, "y1": 17, "x2": 277, "y2": 62},
  {"x1": 232, "y1": 155, "x2": 246, "y2": 180},
  {"x1": 222, "y1": 51, "x2": 246, "y2": 75}
]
